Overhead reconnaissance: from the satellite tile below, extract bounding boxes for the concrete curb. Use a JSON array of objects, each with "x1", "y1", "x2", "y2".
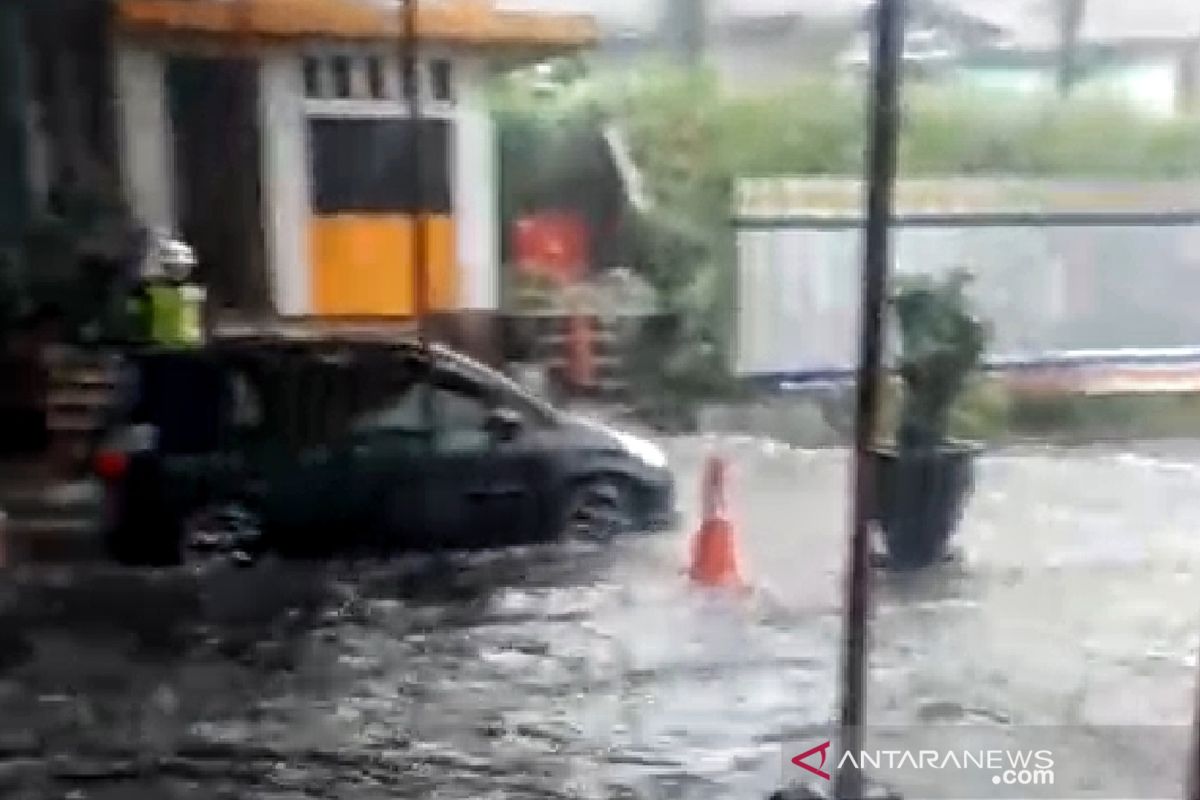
[
  {"x1": 1, "y1": 518, "x2": 103, "y2": 565},
  {"x1": 0, "y1": 478, "x2": 104, "y2": 566}
]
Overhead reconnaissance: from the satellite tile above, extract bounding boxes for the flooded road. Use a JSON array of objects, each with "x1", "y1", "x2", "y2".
[{"x1": 1, "y1": 437, "x2": 1198, "y2": 798}]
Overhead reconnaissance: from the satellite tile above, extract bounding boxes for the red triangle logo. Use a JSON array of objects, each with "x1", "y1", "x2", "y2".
[{"x1": 792, "y1": 741, "x2": 832, "y2": 781}]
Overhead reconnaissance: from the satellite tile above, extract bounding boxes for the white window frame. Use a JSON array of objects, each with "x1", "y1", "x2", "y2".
[{"x1": 300, "y1": 47, "x2": 457, "y2": 118}]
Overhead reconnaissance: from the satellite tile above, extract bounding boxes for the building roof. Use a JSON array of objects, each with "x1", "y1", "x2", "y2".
[{"x1": 115, "y1": 0, "x2": 598, "y2": 48}]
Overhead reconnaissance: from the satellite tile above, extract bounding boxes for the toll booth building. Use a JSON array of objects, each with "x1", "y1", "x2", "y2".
[{"x1": 112, "y1": 0, "x2": 595, "y2": 326}]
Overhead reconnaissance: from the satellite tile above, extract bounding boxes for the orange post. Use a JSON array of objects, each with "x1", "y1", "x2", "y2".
[
  {"x1": 689, "y1": 455, "x2": 743, "y2": 588},
  {"x1": 566, "y1": 313, "x2": 595, "y2": 390}
]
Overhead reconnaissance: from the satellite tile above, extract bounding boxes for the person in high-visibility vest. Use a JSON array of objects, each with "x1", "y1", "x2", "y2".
[{"x1": 128, "y1": 233, "x2": 206, "y2": 347}]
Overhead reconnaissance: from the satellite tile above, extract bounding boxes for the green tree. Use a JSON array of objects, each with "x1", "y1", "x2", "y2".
[{"x1": 492, "y1": 63, "x2": 1200, "y2": 415}]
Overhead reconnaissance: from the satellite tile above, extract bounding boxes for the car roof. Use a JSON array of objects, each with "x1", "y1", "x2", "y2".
[
  {"x1": 171, "y1": 337, "x2": 561, "y2": 417},
  {"x1": 430, "y1": 345, "x2": 560, "y2": 420}
]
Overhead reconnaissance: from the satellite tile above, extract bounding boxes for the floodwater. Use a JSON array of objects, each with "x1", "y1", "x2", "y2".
[{"x1": 1, "y1": 437, "x2": 1198, "y2": 799}]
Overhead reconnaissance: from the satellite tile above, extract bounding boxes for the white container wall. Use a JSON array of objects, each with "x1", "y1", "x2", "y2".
[{"x1": 733, "y1": 178, "x2": 1200, "y2": 379}]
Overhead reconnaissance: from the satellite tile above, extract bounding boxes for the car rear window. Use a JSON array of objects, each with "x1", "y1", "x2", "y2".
[
  {"x1": 125, "y1": 347, "x2": 432, "y2": 454},
  {"x1": 128, "y1": 353, "x2": 231, "y2": 455}
]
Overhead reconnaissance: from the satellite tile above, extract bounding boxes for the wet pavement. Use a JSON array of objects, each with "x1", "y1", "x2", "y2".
[{"x1": 1, "y1": 437, "x2": 1198, "y2": 798}]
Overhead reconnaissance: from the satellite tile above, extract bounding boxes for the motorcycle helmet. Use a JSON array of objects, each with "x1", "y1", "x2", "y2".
[{"x1": 157, "y1": 235, "x2": 198, "y2": 282}]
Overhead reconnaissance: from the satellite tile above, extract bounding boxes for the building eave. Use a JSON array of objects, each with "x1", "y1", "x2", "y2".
[{"x1": 115, "y1": 0, "x2": 598, "y2": 49}]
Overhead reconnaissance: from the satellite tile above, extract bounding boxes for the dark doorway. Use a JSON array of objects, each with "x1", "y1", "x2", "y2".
[{"x1": 166, "y1": 57, "x2": 269, "y2": 314}]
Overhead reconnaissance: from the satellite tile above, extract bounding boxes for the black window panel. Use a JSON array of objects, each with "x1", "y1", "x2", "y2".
[
  {"x1": 331, "y1": 55, "x2": 352, "y2": 98},
  {"x1": 366, "y1": 55, "x2": 386, "y2": 99},
  {"x1": 430, "y1": 59, "x2": 454, "y2": 103},
  {"x1": 303, "y1": 56, "x2": 322, "y2": 97},
  {"x1": 309, "y1": 118, "x2": 452, "y2": 214}
]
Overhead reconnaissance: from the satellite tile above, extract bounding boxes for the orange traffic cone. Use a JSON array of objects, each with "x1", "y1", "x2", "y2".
[{"x1": 689, "y1": 455, "x2": 743, "y2": 588}]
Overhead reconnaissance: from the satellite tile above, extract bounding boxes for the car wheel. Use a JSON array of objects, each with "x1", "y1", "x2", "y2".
[
  {"x1": 562, "y1": 479, "x2": 634, "y2": 542},
  {"x1": 183, "y1": 503, "x2": 263, "y2": 568},
  {"x1": 107, "y1": 500, "x2": 184, "y2": 567}
]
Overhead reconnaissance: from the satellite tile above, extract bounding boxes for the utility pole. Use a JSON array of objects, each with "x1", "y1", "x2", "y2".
[
  {"x1": 1055, "y1": 0, "x2": 1086, "y2": 97},
  {"x1": 1188, "y1": 659, "x2": 1199, "y2": 800},
  {"x1": 837, "y1": 0, "x2": 904, "y2": 798},
  {"x1": 662, "y1": 0, "x2": 707, "y2": 68},
  {"x1": 400, "y1": 0, "x2": 427, "y2": 341},
  {"x1": 0, "y1": 1, "x2": 30, "y2": 252}
]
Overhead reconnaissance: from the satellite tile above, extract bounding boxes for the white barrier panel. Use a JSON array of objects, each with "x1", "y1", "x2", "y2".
[{"x1": 733, "y1": 178, "x2": 1200, "y2": 380}]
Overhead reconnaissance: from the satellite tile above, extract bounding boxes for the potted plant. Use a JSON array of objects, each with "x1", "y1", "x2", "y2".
[{"x1": 871, "y1": 270, "x2": 989, "y2": 569}]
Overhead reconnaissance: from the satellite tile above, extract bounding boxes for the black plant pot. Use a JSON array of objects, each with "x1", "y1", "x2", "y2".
[{"x1": 868, "y1": 441, "x2": 980, "y2": 570}]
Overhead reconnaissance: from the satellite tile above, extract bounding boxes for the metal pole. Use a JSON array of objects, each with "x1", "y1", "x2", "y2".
[
  {"x1": 1188, "y1": 662, "x2": 1199, "y2": 800},
  {"x1": 837, "y1": 1, "x2": 904, "y2": 799},
  {"x1": 401, "y1": 0, "x2": 428, "y2": 341},
  {"x1": 0, "y1": 1, "x2": 30, "y2": 249},
  {"x1": 663, "y1": 0, "x2": 706, "y2": 68}
]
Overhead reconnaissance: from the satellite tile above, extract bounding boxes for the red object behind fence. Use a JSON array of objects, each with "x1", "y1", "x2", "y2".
[{"x1": 512, "y1": 212, "x2": 589, "y2": 284}]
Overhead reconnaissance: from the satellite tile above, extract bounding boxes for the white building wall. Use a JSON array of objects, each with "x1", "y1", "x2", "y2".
[
  {"x1": 259, "y1": 53, "x2": 313, "y2": 316},
  {"x1": 118, "y1": 41, "x2": 499, "y2": 317},
  {"x1": 454, "y1": 57, "x2": 500, "y2": 311},
  {"x1": 113, "y1": 44, "x2": 175, "y2": 234}
]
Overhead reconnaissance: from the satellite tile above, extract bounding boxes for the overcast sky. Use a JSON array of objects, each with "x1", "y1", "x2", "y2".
[
  {"x1": 497, "y1": 0, "x2": 869, "y2": 28},
  {"x1": 498, "y1": 0, "x2": 1200, "y2": 41}
]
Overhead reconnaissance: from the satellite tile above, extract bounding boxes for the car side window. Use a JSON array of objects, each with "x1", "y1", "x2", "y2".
[
  {"x1": 432, "y1": 383, "x2": 492, "y2": 455},
  {"x1": 229, "y1": 370, "x2": 264, "y2": 431},
  {"x1": 352, "y1": 381, "x2": 431, "y2": 434}
]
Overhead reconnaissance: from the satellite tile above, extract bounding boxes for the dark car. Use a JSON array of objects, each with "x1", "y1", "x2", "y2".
[{"x1": 94, "y1": 341, "x2": 675, "y2": 564}]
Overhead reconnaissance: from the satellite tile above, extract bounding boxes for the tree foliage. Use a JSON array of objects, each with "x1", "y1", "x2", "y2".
[
  {"x1": 491, "y1": 64, "x2": 1200, "y2": 410},
  {"x1": 893, "y1": 271, "x2": 989, "y2": 448}
]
